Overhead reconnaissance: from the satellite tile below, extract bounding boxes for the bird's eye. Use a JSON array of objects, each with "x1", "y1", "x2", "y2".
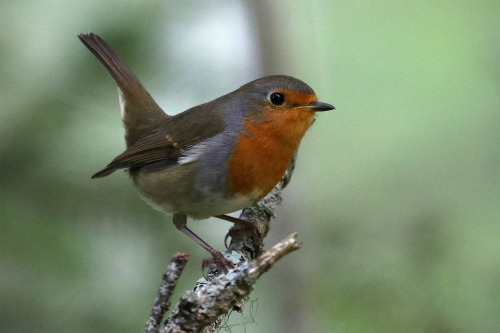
[{"x1": 269, "y1": 92, "x2": 285, "y2": 106}]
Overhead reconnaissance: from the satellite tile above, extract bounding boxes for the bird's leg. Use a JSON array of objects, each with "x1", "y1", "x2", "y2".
[
  {"x1": 173, "y1": 214, "x2": 234, "y2": 273},
  {"x1": 215, "y1": 214, "x2": 263, "y2": 252}
]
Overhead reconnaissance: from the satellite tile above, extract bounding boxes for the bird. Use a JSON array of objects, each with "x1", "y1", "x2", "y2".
[{"x1": 78, "y1": 32, "x2": 334, "y2": 270}]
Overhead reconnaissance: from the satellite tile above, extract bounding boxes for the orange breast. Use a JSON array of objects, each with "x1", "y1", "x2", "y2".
[{"x1": 227, "y1": 106, "x2": 315, "y2": 200}]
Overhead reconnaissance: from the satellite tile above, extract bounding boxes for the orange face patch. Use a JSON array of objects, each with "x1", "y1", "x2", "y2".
[{"x1": 226, "y1": 92, "x2": 317, "y2": 198}]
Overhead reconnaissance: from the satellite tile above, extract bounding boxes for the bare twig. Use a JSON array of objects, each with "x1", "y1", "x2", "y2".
[
  {"x1": 144, "y1": 253, "x2": 190, "y2": 333},
  {"x1": 248, "y1": 233, "x2": 302, "y2": 277},
  {"x1": 162, "y1": 234, "x2": 302, "y2": 333}
]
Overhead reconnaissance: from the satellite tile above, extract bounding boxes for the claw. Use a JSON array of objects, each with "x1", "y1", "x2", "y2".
[
  {"x1": 202, "y1": 251, "x2": 235, "y2": 274},
  {"x1": 224, "y1": 222, "x2": 263, "y2": 251}
]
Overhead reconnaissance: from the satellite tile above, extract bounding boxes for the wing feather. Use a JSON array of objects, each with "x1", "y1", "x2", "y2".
[{"x1": 92, "y1": 104, "x2": 225, "y2": 178}]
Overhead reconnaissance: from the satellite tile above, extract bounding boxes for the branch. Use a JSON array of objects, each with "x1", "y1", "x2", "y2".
[
  {"x1": 162, "y1": 234, "x2": 301, "y2": 333},
  {"x1": 248, "y1": 233, "x2": 302, "y2": 277},
  {"x1": 144, "y1": 253, "x2": 190, "y2": 333}
]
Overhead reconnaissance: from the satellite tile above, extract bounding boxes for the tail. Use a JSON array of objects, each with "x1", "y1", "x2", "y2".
[{"x1": 78, "y1": 32, "x2": 169, "y2": 147}]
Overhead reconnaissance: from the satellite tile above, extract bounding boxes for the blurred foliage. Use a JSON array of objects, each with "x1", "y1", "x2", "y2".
[{"x1": 1, "y1": 1, "x2": 499, "y2": 332}]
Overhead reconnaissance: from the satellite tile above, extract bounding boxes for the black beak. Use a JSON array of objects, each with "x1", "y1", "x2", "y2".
[{"x1": 306, "y1": 101, "x2": 335, "y2": 112}]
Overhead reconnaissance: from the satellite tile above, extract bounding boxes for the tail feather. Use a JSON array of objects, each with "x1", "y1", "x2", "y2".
[
  {"x1": 78, "y1": 32, "x2": 140, "y2": 94},
  {"x1": 78, "y1": 32, "x2": 169, "y2": 147},
  {"x1": 91, "y1": 166, "x2": 117, "y2": 179}
]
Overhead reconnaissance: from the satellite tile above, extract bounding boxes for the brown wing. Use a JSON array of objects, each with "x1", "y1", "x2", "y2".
[{"x1": 91, "y1": 104, "x2": 226, "y2": 178}]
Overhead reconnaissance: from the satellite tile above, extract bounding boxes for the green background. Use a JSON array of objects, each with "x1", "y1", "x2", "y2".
[{"x1": 1, "y1": 1, "x2": 499, "y2": 332}]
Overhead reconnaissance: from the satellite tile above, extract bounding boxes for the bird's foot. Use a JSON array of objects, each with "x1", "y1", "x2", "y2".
[
  {"x1": 202, "y1": 250, "x2": 235, "y2": 275},
  {"x1": 224, "y1": 219, "x2": 263, "y2": 254}
]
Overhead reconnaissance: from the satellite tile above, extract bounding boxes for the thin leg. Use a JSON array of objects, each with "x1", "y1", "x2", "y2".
[
  {"x1": 173, "y1": 214, "x2": 217, "y2": 255},
  {"x1": 215, "y1": 214, "x2": 245, "y2": 224},
  {"x1": 173, "y1": 214, "x2": 234, "y2": 272}
]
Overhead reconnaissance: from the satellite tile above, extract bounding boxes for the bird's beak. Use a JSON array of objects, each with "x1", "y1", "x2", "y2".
[{"x1": 306, "y1": 101, "x2": 335, "y2": 112}]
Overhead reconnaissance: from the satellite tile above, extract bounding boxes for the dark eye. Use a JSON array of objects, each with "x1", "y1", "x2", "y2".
[{"x1": 269, "y1": 92, "x2": 285, "y2": 106}]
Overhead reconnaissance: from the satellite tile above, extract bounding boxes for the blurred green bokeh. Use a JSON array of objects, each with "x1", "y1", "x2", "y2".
[{"x1": 1, "y1": 1, "x2": 499, "y2": 332}]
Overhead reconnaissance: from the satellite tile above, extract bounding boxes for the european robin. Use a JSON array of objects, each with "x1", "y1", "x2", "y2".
[{"x1": 78, "y1": 32, "x2": 334, "y2": 269}]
